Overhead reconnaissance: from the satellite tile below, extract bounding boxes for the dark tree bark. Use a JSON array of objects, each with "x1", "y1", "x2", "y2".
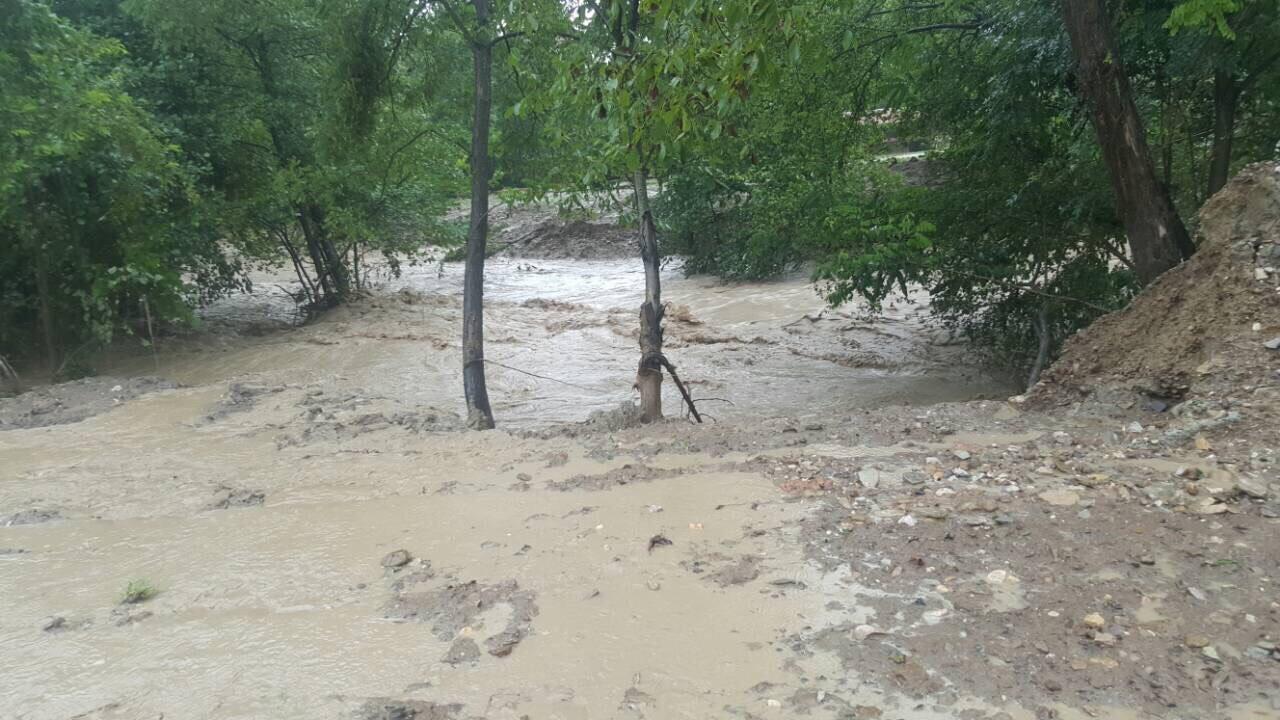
[
  {"x1": 297, "y1": 204, "x2": 350, "y2": 306},
  {"x1": 1207, "y1": 68, "x2": 1237, "y2": 197},
  {"x1": 297, "y1": 208, "x2": 335, "y2": 302},
  {"x1": 34, "y1": 252, "x2": 58, "y2": 374},
  {"x1": 1061, "y1": 0, "x2": 1194, "y2": 285},
  {"x1": 633, "y1": 168, "x2": 664, "y2": 422},
  {"x1": 461, "y1": 0, "x2": 496, "y2": 430}
]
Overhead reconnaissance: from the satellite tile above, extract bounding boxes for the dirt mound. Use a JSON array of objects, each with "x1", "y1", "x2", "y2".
[
  {"x1": 497, "y1": 218, "x2": 636, "y2": 259},
  {"x1": 1036, "y1": 162, "x2": 1280, "y2": 403}
]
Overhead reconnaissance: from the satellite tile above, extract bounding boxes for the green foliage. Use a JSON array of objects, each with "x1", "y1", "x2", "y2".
[
  {"x1": 5, "y1": 0, "x2": 1277, "y2": 389},
  {"x1": 1166, "y1": 0, "x2": 1242, "y2": 37},
  {"x1": 119, "y1": 578, "x2": 159, "y2": 604},
  {"x1": 0, "y1": 0, "x2": 241, "y2": 372},
  {"x1": 654, "y1": 0, "x2": 1275, "y2": 381}
]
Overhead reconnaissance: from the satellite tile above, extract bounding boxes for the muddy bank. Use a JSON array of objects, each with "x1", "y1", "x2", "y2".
[{"x1": 0, "y1": 376, "x2": 176, "y2": 430}]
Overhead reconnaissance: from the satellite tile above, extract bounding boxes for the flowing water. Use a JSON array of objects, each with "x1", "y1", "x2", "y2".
[
  {"x1": 102, "y1": 256, "x2": 1014, "y2": 427},
  {"x1": 0, "y1": 257, "x2": 1069, "y2": 719}
]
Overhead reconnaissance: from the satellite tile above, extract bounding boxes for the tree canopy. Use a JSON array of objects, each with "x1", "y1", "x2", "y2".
[{"x1": 2, "y1": 0, "x2": 1276, "y2": 388}]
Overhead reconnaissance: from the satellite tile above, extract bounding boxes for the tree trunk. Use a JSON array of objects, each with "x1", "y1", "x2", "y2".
[
  {"x1": 462, "y1": 0, "x2": 495, "y2": 430},
  {"x1": 310, "y1": 204, "x2": 350, "y2": 301},
  {"x1": 34, "y1": 252, "x2": 58, "y2": 374},
  {"x1": 1159, "y1": 70, "x2": 1173, "y2": 191},
  {"x1": 634, "y1": 168, "x2": 664, "y2": 422},
  {"x1": 1061, "y1": 0, "x2": 1194, "y2": 285},
  {"x1": 297, "y1": 209, "x2": 335, "y2": 303},
  {"x1": 1026, "y1": 303, "x2": 1052, "y2": 389},
  {"x1": 1207, "y1": 68, "x2": 1237, "y2": 197}
]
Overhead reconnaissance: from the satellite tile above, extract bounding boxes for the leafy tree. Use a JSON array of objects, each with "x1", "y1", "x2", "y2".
[
  {"x1": 0, "y1": 0, "x2": 239, "y2": 374},
  {"x1": 536, "y1": 0, "x2": 787, "y2": 421}
]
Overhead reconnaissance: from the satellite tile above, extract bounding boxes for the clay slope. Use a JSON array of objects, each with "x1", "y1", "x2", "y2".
[{"x1": 1036, "y1": 162, "x2": 1280, "y2": 402}]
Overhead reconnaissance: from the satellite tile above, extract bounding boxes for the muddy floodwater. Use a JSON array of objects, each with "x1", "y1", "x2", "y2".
[
  {"x1": 3, "y1": 256, "x2": 1274, "y2": 720},
  {"x1": 100, "y1": 256, "x2": 1015, "y2": 427}
]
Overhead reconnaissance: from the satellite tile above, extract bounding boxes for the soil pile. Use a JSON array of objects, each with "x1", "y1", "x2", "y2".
[
  {"x1": 497, "y1": 217, "x2": 636, "y2": 259},
  {"x1": 1037, "y1": 161, "x2": 1280, "y2": 402}
]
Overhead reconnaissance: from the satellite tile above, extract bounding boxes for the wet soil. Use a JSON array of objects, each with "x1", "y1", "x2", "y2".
[{"x1": 0, "y1": 376, "x2": 176, "y2": 430}]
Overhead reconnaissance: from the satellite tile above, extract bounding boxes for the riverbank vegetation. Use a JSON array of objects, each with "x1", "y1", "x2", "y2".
[{"x1": 2, "y1": 0, "x2": 1277, "y2": 409}]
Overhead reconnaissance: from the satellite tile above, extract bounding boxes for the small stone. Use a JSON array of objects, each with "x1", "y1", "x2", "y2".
[
  {"x1": 646, "y1": 580, "x2": 661, "y2": 591},
  {"x1": 1126, "y1": 421, "x2": 1145, "y2": 433},
  {"x1": 1193, "y1": 499, "x2": 1229, "y2": 515},
  {"x1": 1043, "y1": 677, "x2": 1063, "y2": 692},
  {"x1": 443, "y1": 637, "x2": 481, "y2": 665},
  {"x1": 952, "y1": 450, "x2": 971, "y2": 461},
  {"x1": 854, "y1": 624, "x2": 887, "y2": 641},
  {"x1": 1040, "y1": 489, "x2": 1080, "y2": 507},
  {"x1": 858, "y1": 469, "x2": 881, "y2": 489},
  {"x1": 1257, "y1": 268, "x2": 1271, "y2": 281},
  {"x1": 986, "y1": 569, "x2": 1010, "y2": 584},
  {"x1": 1202, "y1": 646, "x2": 1221, "y2": 661},
  {"x1": 42, "y1": 616, "x2": 67, "y2": 632},
  {"x1": 1236, "y1": 476, "x2": 1269, "y2": 499},
  {"x1": 917, "y1": 506, "x2": 950, "y2": 520},
  {"x1": 1265, "y1": 337, "x2": 1280, "y2": 350},
  {"x1": 1082, "y1": 613, "x2": 1106, "y2": 629},
  {"x1": 1078, "y1": 473, "x2": 1110, "y2": 488},
  {"x1": 897, "y1": 514, "x2": 918, "y2": 527},
  {"x1": 1184, "y1": 634, "x2": 1210, "y2": 649},
  {"x1": 1094, "y1": 632, "x2": 1117, "y2": 647},
  {"x1": 381, "y1": 549, "x2": 413, "y2": 568}
]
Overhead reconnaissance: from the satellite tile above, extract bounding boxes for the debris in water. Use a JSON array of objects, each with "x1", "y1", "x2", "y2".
[{"x1": 647, "y1": 534, "x2": 673, "y2": 552}]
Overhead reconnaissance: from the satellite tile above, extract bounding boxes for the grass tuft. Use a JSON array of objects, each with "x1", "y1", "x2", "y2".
[{"x1": 119, "y1": 579, "x2": 159, "y2": 605}]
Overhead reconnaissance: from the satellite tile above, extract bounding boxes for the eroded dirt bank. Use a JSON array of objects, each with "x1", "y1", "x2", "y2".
[{"x1": 2, "y1": 169, "x2": 1279, "y2": 719}]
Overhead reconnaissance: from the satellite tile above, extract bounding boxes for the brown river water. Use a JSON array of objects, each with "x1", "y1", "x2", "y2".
[
  {"x1": 12, "y1": 259, "x2": 1263, "y2": 719},
  {"x1": 101, "y1": 257, "x2": 1016, "y2": 427}
]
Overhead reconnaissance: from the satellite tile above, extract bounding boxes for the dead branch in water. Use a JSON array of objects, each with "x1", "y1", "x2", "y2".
[
  {"x1": 782, "y1": 312, "x2": 831, "y2": 328},
  {"x1": 483, "y1": 358, "x2": 599, "y2": 392},
  {"x1": 658, "y1": 355, "x2": 703, "y2": 423},
  {"x1": 0, "y1": 355, "x2": 19, "y2": 390}
]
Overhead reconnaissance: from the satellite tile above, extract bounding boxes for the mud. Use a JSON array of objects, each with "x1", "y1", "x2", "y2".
[
  {"x1": 498, "y1": 218, "x2": 636, "y2": 260},
  {"x1": 385, "y1": 578, "x2": 539, "y2": 660},
  {"x1": 207, "y1": 486, "x2": 266, "y2": 510},
  {"x1": 0, "y1": 376, "x2": 176, "y2": 430}
]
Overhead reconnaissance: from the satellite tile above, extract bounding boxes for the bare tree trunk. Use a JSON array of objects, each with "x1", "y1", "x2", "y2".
[
  {"x1": 1026, "y1": 304, "x2": 1052, "y2": 389},
  {"x1": 1159, "y1": 70, "x2": 1173, "y2": 190},
  {"x1": 1207, "y1": 68, "x2": 1237, "y2": 197},
  {"x1": 310, "y1": 205, "x2": 351, "y2": 301},
  {"x1": 1061, "y1": 0, "x2": 1194, "y2": 285},
  {"x1": 462, "y1": 0, "x2": 495, "y2": 430},
  {"x1": 634, "y1": 168, "x2": 664, "y2": 422},
  {"x1": 34, "y1": 253, "x2": 58, "y2": 375},
  {"x1": 298, "y1": 209, "x2": 335, "y2": 303}
]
